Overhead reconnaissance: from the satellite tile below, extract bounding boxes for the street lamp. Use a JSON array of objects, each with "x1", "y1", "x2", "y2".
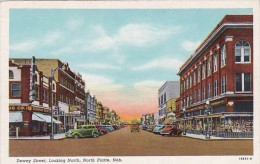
[
  {"x1": 205, "y1": 100, "x2": 211, "y2": 140},
  {"x1": 183, "y1": 108, "x2": 186, "y2": 135},
  {"x1": 50, "y1": 62, "x2": 66, "y2": 140}
]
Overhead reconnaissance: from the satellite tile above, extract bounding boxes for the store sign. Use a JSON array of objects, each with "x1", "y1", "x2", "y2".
[
  {"x1": 211, "y1": 99, "x2": 225, "y2": 106},
  {"x1": 69, "y1": 105, "x2": 81, "y2": 112},
  {"x1": 9, "y1": 106, "x2": 50, "y2": 113}
]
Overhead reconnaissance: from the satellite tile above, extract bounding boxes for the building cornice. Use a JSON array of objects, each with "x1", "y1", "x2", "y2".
[{"x1": 177, "y1": 23, "x2": 253, "y2": 75}]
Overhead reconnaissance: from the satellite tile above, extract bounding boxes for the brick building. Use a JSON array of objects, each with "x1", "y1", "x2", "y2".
[
  {"x1": 9, "y1": 57, "x2": 86, "y2": 135},
  {"x1": 9, "y1": 59, "x2": 61, "y2": 136},
  {"x1": 176, "y1": 15, "x2": 253, "y2": 136}
]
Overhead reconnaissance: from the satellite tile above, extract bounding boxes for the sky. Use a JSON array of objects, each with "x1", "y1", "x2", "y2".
[{"x1": 9, "y1": 9, "x2": 252, "y2": 122}]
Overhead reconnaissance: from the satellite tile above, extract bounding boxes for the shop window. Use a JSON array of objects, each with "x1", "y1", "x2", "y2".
[
  {"x1": 235, "y1": 40, "x2": 251, "y2": 63},
  {"x1": 11, "y1": 83, "x2": 21, "y2": 97},
  {"x1": 221, "y1": 45, "x2": 227, "y2": 67},
  {"x1": 236, "y1": 73, "x2": 252, "y2": 92},
  {"x1": 9, "y1": 70, "x2": 14, "y2": 79}
]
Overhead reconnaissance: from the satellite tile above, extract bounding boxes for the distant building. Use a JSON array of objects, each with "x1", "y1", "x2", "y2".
[
  {"x1": 158, "y1": 81, "x2": 180, "y2": 124},
  {"x1": 85, "y1": 91, "x2": 96, "y2": 124}
]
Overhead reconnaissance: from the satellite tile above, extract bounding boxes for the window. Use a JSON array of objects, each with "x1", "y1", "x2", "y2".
[
  {"x1": 158, "y1": 98, "x2": 160, "y2": 106},
  {"x1": 193, "y1": 91, "x2": 196, "y2": 103},
  {"x1": 52, "y1": 83, "x2": 55, "y2": 90},
  {"x1": 213, "y1": 52, "x2": 218, "y2": 72},
  {"x1": 9, "y1": 70, "x2": 14, "y2": 79},
  {"x1": 214, "y1": 80, "x2": 218, "y2": 97},
  {"x1": 189, "y1": 75, "x2": 192, "y2": 88},
  {"x1": 164, "y1": 93, "x2": 166, "y2": 102},
  {"x1": 52, "y1": 93, "x2": 56, "y2": 105},
  {"x1": 221, "y1": 45, "x2": 227, "y2": 67},
  {"x1": 193, "y1": 71, "x2": 196, "y2": 85},
  {"x1": 161, "y1": 95, "x2": 163, "y2": 104},
  {"x1": 202, "y1": 87, "x2": 206, "y2": 100},
  {"x1": 186, "y1": 78, "x2": 189, "y2": 89},
  {"x1": 236, "y1": 73, "x2": 252, "y2": 92},
  {"x1": 198, "y1": 66, "x2": 201, "y2": 82},
  {"x1": 235, "y1": 40, "x2": 251, "y2": 63},
  {"x1": 43, "y1": 89, "x2": 49, "y2": 102},
  {"x1": 202, "y1": 63, "x2": 206, "y2": 80},
  {"x1": 221, "y1": 76, "x2": 226, "y2": 94},
  {"x1": 198, "y1": 89, "x2": 201, "y2": 102},
  {"x1": 207, "y1": 58, "x2": 211, "y2": 76},
  {"x1": 190, "y1": 94, "x2": 193, "y2": 105},
  {"x1": 11, "y1": 83, "x2": 21, "y2": 97},
  {"x1": 35, "y1": 86, "x2": 39, "y2": 100},
  {"x1": 208, "y1": 83, "x2": 212, "y2": 98}
]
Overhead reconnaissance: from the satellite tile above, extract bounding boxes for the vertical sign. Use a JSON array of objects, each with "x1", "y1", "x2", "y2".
[{"x1": 29, "y1": 56, "x2": 36, "y2": 102}]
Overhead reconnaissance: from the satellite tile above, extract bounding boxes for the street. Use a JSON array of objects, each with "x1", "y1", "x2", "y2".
[{"x1": 9, "y1": 126, "x2": 253, "y2": 156}]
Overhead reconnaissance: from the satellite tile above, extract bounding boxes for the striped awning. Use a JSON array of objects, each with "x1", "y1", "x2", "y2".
[
  {"x1": 9, "y1": 111, "x2": 23, "y2": 122},
  {"x1": 34, "y1": 112, "x2": 62, "y2": 124}
]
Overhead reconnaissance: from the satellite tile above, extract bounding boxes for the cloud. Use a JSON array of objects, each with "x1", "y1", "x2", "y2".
[
  {"x1": 132, "y1": 57, "x2": 183, "y2": 71},
  {"x1": 134, "y1": 80, "x2": 164, "y2": 91},
  {"x1": 181, "y1": 40, "x2": 201, "y2": 52},
  {"x1": 10, "y1": 31, "x2": 63, "y2": 52},
  {"x1": 66, "y1": 18, "x2": 84, "y2": 31},
  {"x1": 87, "y1": 24, "x2": 181, "y2": 52},
  {"x1": 78, "y1": 63, "x2": 121, "y2": 70},
  {"x1": 81, "y1": 73, "x2": 124, "y2": 93},
  {"x1": 10, "y1": 40, "x2": 38, "y2": 52}
]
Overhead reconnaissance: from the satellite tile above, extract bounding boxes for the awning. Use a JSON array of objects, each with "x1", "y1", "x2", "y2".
[
  {"x1": 32, "y1": 114, "x2": 46, "y2": 122},
  {"x1": 9, "y1": 111, "x2": 23, "y2": 122},
  {"x1": 221, "y1": 113, "x2": 253, "y2": 118},
  {"x1": 34, "y1": 112, "x2": 62, "y2": 124}
]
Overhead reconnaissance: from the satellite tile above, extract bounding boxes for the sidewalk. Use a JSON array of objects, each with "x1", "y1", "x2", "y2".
[
  {"x1": 9, "y1": 133, "x2": 66, "y2": 140},
  {"x1": 184, "y1": 133, "x2": 253, "y2": 140}
]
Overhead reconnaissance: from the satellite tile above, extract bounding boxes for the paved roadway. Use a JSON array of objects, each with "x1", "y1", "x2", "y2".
[{"x1": 9, "y1": 126, "x2": 253, "y2": 156}]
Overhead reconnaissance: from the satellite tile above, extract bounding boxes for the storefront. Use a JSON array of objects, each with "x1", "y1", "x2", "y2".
[{"x1": 9, "y1": 105, "x2": 61, "y2": 136}]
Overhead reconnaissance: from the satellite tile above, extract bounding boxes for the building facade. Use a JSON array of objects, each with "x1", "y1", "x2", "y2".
[
  {"x1": 176, "y1": 15, "x2": 253, "y2": 136},
  {"x1": 9, "y1": 59, "x2": 61, "y2": 136},
  {"x1": 158, "y1": 81, "x2": 180, "y2": 124},
  {"x1": 10, "y1": 57, "x2": 86, "y2": 134},
  {"x1": 85, "y1": 91, "x2": 96, "y2": 124}
]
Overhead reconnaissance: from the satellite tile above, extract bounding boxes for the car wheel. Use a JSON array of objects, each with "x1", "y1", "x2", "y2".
[
  {"x1": 93, "y1": 132, "x2": 98, "y2": 138},
  {"x1": 162, "y1": 134, "x2": 164, "y2": 136},
  {"x1": 73, "y1": 134, "x2": 79, "y2": 139}
]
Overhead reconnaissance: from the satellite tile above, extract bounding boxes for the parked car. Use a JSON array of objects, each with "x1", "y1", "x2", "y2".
[
  {"x1": 147, "y1": 125, "x2": 156, "y2": 132},
  {"x1": 141, "y1": 125, "x2": 148, "y2": 130},
  {"x1": 153, "y1": 125, "x2": 166, "y2": 134},
  {"x1": 160, "y1": 125, "x2": 182, "y2": 136},
  {"x1": 65, "y1": 125, "x2": 99, "y2": 139},
  {"x1": 130, "y1": 124, "x2": 140, "y2": 132},
  {"x1": 95, "y1": 125, "x2": 108, "y2": 135},
  {"x1": 102, "y1": 125, "x2": 115, "y2": 132}
]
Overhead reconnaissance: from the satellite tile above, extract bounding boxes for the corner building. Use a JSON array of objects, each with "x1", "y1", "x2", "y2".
[{"x1": 176, "y1": 15, "x2": 253, "y2": 137}]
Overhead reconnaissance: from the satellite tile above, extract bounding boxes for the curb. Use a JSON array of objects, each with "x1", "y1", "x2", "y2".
[{"x1": 182, "y1": 135, "x2": 253, "y2": 141}]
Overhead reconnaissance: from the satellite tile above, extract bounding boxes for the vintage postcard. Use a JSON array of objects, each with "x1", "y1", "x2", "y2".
[{"x1": 0, "y1": 0, "x2": 260, "y2": 164}]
